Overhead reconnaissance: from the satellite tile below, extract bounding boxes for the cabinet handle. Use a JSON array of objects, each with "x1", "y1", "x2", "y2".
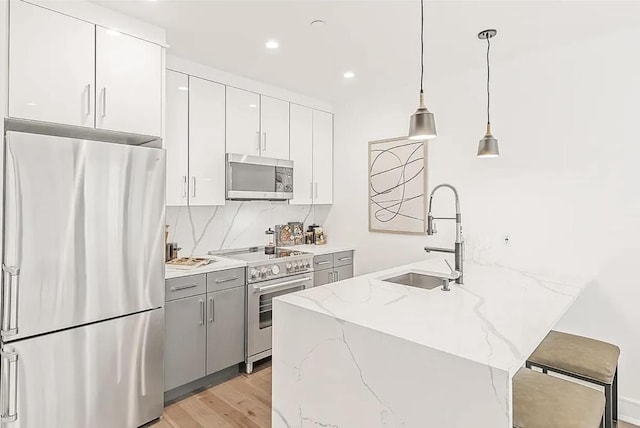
[
  {"x1": 316, "y1": 260, "x2": 331, "y2": 266},
  {"x1": 256, "y1": 132, "x2": 261, "y2": 152},
  {"x1": 338, "y1": 257, "x2": 352, "y2": 262},
  {"x1": 0, "y1": 349, "x2": 18, "y2": 423},
  {"x1": 85, "y1": 84, "x2": 91, "y2": 117},
  {"x1": 215, "y1": 276, "x2": 239, "y2": 284},
  {"x1": 170, "y1": 283, "x2": 197, "y2": 292},
  {"x1": 329, "y1": 271, "x2": 333, "y2": 282},
  {"x1": 191, "y1": 177, "x2": 197, "y2": 198},
  {"x1": 182, "y1": 176, "x2": 187, "y2": 198},
  {"x1": 199, "y1": 299, "x2": 205, "y2": 325},
  {"x1": 262, "y1": 132, "x2": 267, "y2": 151},
  {"x1": 310, "y1": 182, "x2": 313, "y2": 198},
  {"x1": 314, "y1": 182, "x2": 318, "y2": 199},
  {"x1": 335, "y1": 270, "x2": 339, "y2": 282},
  {"x1": 100, "y1": 88, "x2": 107, "y2": 118},
  {"x1": 209, "y1": 297, "x2": 215, "y2": 323}
]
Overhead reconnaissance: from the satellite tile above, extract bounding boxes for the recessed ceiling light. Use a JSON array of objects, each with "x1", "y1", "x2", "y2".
[
  {"x1": 310, "y1": 20, "x2": 326, "y2": 28},
  {"x1": 343, "y1": 71, "x2": 355, "y2": 79},
  {"x1": 265, "y1": 40, "x2": 279, "y2": 49},
  {"x1": 178, "y1": 86, "x2": 189, "y2": 91},
  {"x1": 249, "y1": 104, "x2": 257, "y2": 108},
  {"x1": 26, "y1": 102, "x2": 37, "y2": 106}
]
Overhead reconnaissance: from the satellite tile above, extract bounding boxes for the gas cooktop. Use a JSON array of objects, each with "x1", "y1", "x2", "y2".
[{"x1": 227, "y1": 248, "x2": 307, "y2": 262}]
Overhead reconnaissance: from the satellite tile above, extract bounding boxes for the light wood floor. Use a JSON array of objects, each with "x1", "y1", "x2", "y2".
[{"x1": 151, "y1": 365, "x2": 639, "y2": 428}]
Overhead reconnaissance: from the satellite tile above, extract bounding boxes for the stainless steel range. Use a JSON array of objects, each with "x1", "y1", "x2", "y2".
[{"x1": 219, "y1": 247, "x2": 313, "y2": 374}]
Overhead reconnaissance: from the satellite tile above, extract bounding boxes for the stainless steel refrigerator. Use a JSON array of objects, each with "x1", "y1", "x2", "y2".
[{"x1": 0, "y1": 131, "x2": 165, "y2": 427}]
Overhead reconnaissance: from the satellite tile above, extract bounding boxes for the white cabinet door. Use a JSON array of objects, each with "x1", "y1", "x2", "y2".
[
  {"x1": 189, "y1": 77, "x2": 226, "y2": 206},
  {"x1": 289, "y1": 104, "x2": 313, "y2": 205},
  {"x1": 165, "y1": 71, "x2": 189, "y2": 206},
  {"x1": 95, "y1": 27, "x2": 162, "y2": 136},
  {"x1": 312, "y1": 110, "x2": 334, "y2": 204},
  {"x1": 226, "y1": 87, "x2": 260, "y2": 156},
  {"x1": 260, "y1": 96, "x2": 290, "y2": 159},
  {"x1": 9, "y1": 0, "x2": 95, "y2": 127}
]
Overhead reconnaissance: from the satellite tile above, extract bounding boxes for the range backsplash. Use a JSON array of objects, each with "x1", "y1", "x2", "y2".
[{"x1": 166, "y1": 202, "x2": 331, "y2": 257}]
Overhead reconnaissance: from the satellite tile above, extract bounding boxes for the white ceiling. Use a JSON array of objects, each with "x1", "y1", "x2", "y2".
[{"x1": 92, "y1": 0, "x2": 640, "y2": 104}]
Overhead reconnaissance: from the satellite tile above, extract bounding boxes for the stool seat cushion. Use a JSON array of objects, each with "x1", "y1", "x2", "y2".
[
  {"x1": 529, "y1": 330, "x2": 620, "y2": 384},
  {"x1": 513, "y1": 368, "x2": 605, "y2": 428}
]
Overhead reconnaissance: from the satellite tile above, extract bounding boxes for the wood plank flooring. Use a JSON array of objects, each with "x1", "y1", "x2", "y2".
[{"x1": 152, "y1": 365, "x2": 639, "y2": 428}]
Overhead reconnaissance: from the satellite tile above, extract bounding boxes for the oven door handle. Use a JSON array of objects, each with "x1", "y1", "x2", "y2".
[{"x1": 252, "y1": 277, "x2": 312, "y2": 294}]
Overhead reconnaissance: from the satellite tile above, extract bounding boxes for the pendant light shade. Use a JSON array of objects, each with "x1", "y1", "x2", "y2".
[
  {"x1": 408, "y1": 0, "x2": 437, "y2": 141},
  {"x1": 477, "y1": 124, "x2": 499, "y2": 157},
  {"x1": 477, "y1": 29, "x2": 499, "y2": 158},
  {"x1": 409, "y1": 93, "x2": 437, "y2": 140}
]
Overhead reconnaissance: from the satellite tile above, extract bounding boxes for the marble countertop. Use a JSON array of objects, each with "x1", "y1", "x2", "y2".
[
  {"x1": 286, "y1": 244, "x2": 356, "y2": 256},
  {"x1": 276, "y1": 257, "x2": 588, "y2": 375},
  {"x1": 165, "y1": 255, "x2": 247, "y2": 280}
]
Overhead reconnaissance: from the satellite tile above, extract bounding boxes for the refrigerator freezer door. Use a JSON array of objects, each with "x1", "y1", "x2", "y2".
[
  {"x1": 2, "y1": 132, "x2": 165, "y2": 341},
  {"x1": 0, "y1": 309, "x2": 164, "y2": 428}
]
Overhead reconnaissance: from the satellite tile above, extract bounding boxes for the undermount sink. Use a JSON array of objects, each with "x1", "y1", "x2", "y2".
[{"x1": 382, "y1": 272, "x2": 448, "y2": 290}]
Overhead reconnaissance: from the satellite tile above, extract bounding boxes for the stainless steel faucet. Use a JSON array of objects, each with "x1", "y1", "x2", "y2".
[{"x1": 424, "y1": 184, "x2": 464, "y2": 284}]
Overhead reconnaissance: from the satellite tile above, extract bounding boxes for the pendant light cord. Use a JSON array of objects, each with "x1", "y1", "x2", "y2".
[
  {"x1": 420, "y1": 0, "x2": 424, "y2": 95},
  {"x1": 486, "y1": 36, "x2": 491, "y2": 125}
]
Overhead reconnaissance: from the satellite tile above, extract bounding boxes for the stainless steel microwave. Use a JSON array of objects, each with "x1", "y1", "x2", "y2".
[{"x1": 226, "y1": 153, "x2": 294, "y2": 201}]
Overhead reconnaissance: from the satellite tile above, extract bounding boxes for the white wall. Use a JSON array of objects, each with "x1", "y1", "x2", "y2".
[
  {"x1": 167, "y1": 202, "x2": 331, "y2": 256},
  {"x1": 326, "y1": 27, "x2": 640, "y2": 422}
]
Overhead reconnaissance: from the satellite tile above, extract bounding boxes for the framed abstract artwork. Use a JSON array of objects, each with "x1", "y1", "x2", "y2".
[{"x1": 368, "y1": 137, "x2": 428, "y2": 234}]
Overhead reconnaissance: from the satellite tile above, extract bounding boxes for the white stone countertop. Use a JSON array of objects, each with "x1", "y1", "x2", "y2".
[
  {"x1": 286, "y1": 244, "x2": 356, "y2": 256},
  {"x1": 165, "y1": 255, "x2": 247, "y2": 280},
  {"x1": 276, "y1": 257, "x2": 588, "y2": 376}
]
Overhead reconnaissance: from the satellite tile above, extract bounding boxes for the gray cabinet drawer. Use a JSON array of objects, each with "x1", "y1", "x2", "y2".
[
  {"x1": 313, "y1": 254, "x2": 333, "y2": 270},
  {"x1": 333, "y1": 251, "x2": 354, "y2": 267},
  {"x1": 206, "y1": 268, "x2": 246, "y2": 292},
  {"x1": 165, "y1": 274, "x2": 206, "y2": 302}
]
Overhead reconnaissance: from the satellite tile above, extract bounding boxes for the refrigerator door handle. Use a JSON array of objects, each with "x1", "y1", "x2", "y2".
[
  {"x1": 1, "y1": 265, "x2": 20, "y2": 337},
  {"x1": 0, "y1": 349, "x2": 18, "y2": 423}
]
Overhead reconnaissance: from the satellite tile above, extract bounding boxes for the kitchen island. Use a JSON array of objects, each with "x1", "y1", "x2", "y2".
[{"x1": 271, "y1": 257, "x2": 588, "y2": 427}]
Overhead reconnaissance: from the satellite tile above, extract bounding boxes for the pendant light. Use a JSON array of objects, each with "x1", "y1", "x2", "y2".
[
  {"x1": 408, "y1": 0, "x2": 437, "y2": 140},
  {"x1": 477, "y1": 29, "x2": 499, "y2": 157}
]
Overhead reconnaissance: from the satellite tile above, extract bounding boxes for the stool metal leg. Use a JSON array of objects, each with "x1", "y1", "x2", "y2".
[
  {"x1": 604, "y1": 383, "x2": 613, "y2": 428},
  {"x1": 612, "y1": 368, "x2": 618, "y2": 422}
]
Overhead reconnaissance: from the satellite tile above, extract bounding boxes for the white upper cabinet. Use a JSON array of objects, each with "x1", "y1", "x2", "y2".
[
  {"x1": 260, "y1": 96, "x2": 290, "y2": 160},
  {"x1": 312, "y1": 110, "x2": 334, "y2": 205},
  {"x1": 9, "y1": 0, "x2": 95, "y2": 127},
  {"x1": 188, "y1": 77, "x2": 226, "y2": 206},
  {"x1": 289, "y1": 104, "x2": 313, "y2": 205},
  {"x1": 96, "y1": 27, "x2": 162, "y2": 137},
  {"x1": 165, "y1": 71, "x2": 189, "y2": 206},
  {"x1": 226, "y1": 87, "x2": 260, "y2": 156}
]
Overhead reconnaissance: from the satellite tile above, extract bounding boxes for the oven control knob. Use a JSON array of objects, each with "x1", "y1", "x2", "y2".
[
  {"x1": 286, "y1": 263, "x2": 292, "y2": 272},
  {"x1": 260, "y1": 268, "x2": 268, "y2": 278},
  {"x1": 250, "y1": 268, "x2": 259, "y2": 279},
  {"x1": 305, "y1": 261, "x2": 311, "y2": 269},
  {"x1": 271, "y1": 265, "x2": 280, "y2": 275}
]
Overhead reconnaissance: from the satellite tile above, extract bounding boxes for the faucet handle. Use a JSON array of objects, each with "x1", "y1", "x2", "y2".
[{"x1": 444, "y1": 259, "x2": 461, "y2": 280}]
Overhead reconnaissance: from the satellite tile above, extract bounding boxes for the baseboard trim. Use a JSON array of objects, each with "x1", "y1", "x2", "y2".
[{"x1": 620, "y1": 396, "x2": 640, "y2": 425}]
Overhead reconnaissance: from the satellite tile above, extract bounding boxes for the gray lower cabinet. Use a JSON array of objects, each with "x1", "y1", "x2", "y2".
[
  {"x1": 334, "y1": 264, "x2": 353, "y2": 282},
  {"x1": 312, "y1": 250, "x2": 354, "y2": 286},
  {"x1": 206, "y1": 286, "x2": 245, "y2": 375},
  {"x1": 164, "y1": 269, "x2": 246, "y2": 393},
  {"x1": 164, "y1": 294, "x2": 206, "y2": 391}
]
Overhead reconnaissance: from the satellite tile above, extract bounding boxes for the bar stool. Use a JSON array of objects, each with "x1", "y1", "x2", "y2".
[
  {"x1": 526, "y1": 331, "x2": 620, "y2": 428},
  {"x1": 513, "y1": 368, "x2": 605, "y2": 428}
]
